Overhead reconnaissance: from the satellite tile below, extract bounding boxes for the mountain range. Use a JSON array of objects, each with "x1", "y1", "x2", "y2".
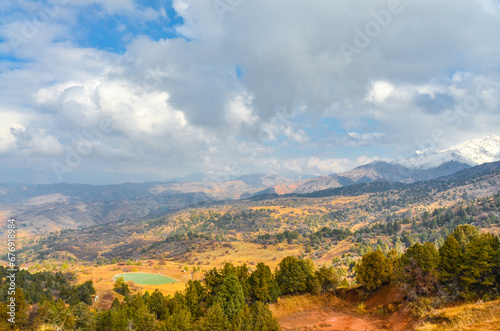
[
  {"x1": 393, "y1": 135, "x2": 500, "y2": 169},
  {"x1": 265, "y1": 160, "x2": 471, "y2": 194},
  {"x1": 1, "y1": 134, "x2": 499, "y2": 235}
]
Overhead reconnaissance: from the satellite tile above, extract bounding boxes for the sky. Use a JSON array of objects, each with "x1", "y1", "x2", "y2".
[{"x1": 0, "y1": 0, "x2": 499, "y2": 184}]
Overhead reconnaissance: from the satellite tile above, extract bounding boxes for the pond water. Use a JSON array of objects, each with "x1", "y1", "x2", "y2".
[{"x1": 113, "y1": 272, "x2": 176, "y2": 285}]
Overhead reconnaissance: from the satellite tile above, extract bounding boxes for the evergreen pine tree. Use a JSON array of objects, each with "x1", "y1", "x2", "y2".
[
  {"x1": 248, "y1": 263, "x2": 280, "y2": 303},
  {"x1": 216, "y1": 274, "x2": 245, "y2": 320},
  {"x1": 233, "y1": 302, "x2": 281, "y2": 331},
  {"x1": 460, "y1": 233, "x2": 498, "y2": 300},
  {"x1": 201, "y1": 302, "x2": 230, "y2": 331},
  {"x1": 149, "y1": 289, "x2": 167, "y2": 320},
  {"x1": 451, "y1": 224, "x2": 479, "y2": 250},
  {"x1": 403, "y1": 242, "x2": 440, "y2": 274},
  {"x1": 132, "y1": 305, "x2": 156, "y2": 331},
  {"x1": 275, "y1": 256, "x2": 315, "y2": 295},
  {"x1": 355, "y1": 250, "x2": 392, "y2": 291},
  {"x1": 314, "y1": 265, "x2": 339, "y2": 294},
  {"x1": 184, "y1": 280, "x2": 205, "y2": 320},
  {"x1": 439, "y1": 235, "x2": 462, "y2": 283},
  {"x1": 73, "y1": 302, "x2": 96, "y2": 331},
  {"x1": 163, "y1": 306, "x2": 192, "y2": 331}
]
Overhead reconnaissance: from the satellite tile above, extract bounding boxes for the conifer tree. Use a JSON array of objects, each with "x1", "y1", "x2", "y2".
[
  {"x1": 95, "y1": 309, "x2": 112, "y2": 330},
  {"x1": 73, "y1": 302, "x2": 96, "y2": 331},
  {"x1": 216, "y1": 274, "x2": 245, "y2": 320},
  {"x1": 201, "y1": 302, "x2": 230, "y2": 331},
  {"x1": 451, "y1": 224, "x2": 479, "y2": 250},
  {"x1": 110, "y1": 303, "x2": 129, "y2": 331},
  {"x1": 113, "y1": 276, "x2": 130, "y2": 296},
  {"x1": 184, "y1": 280, "x2": 205, "y2": 320},
  {"x1": 233, "y1": 302, "x2": 281, "y2": 331},
  {"x1": 132, "y1": 305, "x2": 156, "y2": 331},
  {"x1": 460, "y1": 233, "x2": 499, "y2": 300},
  {"x1": 439, "y1": 235, "x2": 462, "y2": 283},
  {"x1": 149, "y1": 289, "x2": 167, "y2": 320},
  {"x1": 314, "y1": 265, "x2": 339, "y2": 294},
  {"x1": 248, "y1": 263, "x2": 280, "y2": 303},
  {"x1": 275, "y1": 256, "x2": 316, "y2": 295},
  {"x1": 248, "y1": 301, "x2": 281, "y2": 331},
  {"x1": 163, "y1": 306, "x2": 192, "y2": 331},
  {"x1": 403, "y1": 242, "x2": 440, "y2": 274},
  {"x1": 355, "y1": 250, "x2": 392, "y2": 291},
  {"x1": 12, "y1": 288, "x2": 30, "y2": 328}
]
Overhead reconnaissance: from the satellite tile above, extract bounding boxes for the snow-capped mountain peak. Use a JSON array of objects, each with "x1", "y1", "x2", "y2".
[
  {"x1": 394, "y1": 135, "x2": 500, "y2": 169},
  {"x1": 442, "y1": 135, "x2": 500, "y2": 165}
]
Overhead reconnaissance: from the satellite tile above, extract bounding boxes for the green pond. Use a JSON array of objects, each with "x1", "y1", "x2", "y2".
[{"x1": 114, "y1": 273, "x2": 176, "y2": 285}]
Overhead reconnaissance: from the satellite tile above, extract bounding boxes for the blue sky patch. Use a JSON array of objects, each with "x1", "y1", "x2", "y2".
[
  {"x1": 72, "y1": 1, "x2": 183, "y2": 54},
  {"x1": 235, "y1": 66, "x2": 243, "y2": 77}
]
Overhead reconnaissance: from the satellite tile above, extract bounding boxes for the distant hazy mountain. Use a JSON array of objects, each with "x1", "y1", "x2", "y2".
[
  {"x1": 265, "y1": 160, "x2": 471, "y2": 194},
  {"x1": 168, "y1": 173, "x2": 239, "y2": 183},
  {"x1": 339, "y1": 160, "x2": 472, "y2": 184},
  {"x1": 0, "y1": 174, "x2": 296, "y2": 235},
  {"x1": 234, "y1": 174, "x2": 297, "y2": 187},
  {"x1": 0, "y1": 182, "x2": 216, "y2": 235},
  {"x1": 290, "y1": 160, "x2": 500, "y2": 201}
]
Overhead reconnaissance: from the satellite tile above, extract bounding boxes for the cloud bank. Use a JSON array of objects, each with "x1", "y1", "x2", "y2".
[{"x1": 0, "y1": 0, "x2": 499, "y2": 183}]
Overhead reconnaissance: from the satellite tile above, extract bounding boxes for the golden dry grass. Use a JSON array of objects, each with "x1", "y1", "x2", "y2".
[
  {"x1": 416, "y1": 300, "x2": 500, "y2": 331},
  {"x1": 315, "y1": 241, "x2": 355, "y2": 264},
  {"x1": 481, "y1": 225, "x2": 500, "y2": 236},
  {"x1": 269, "y1": 294, "x2": 344, "y2": 320},
  {"x1": 249, "y1": 195, "x2": 371, "y2": 220},
  {"x1": 191, "y1": 241, "x2": 302, "y2": 269},
  {"x1": 75, "y1": 242, "x2": 303, "y2": 303},
  {"x1": 76, "y1": 260, "x2": 192, "y2": 299},
  {"x1": 0, "y1": 213, "x2": 34, "y2": 239}
]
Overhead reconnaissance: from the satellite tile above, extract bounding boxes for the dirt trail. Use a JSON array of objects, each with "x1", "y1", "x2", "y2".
[
  {"x1": 277, "y1": 285, "x2": 413, "y2": 331},
  {"x1": 279, "y1": 308, "x2": 388, "y2": 331}
]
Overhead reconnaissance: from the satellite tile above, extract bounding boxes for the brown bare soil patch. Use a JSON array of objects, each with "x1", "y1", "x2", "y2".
[
  {"x1": 279, "y1": 309, "x2": 387, "y2": 331},
  {"x1": 274, "y1": 285, "x2": 415, "y2": 331},
  {"x1": 316, "y1": 242, "x2": 355, "y2": 263},
  {"x1": 364, "y1": 285, "x2": 407, "y2": 309}
]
